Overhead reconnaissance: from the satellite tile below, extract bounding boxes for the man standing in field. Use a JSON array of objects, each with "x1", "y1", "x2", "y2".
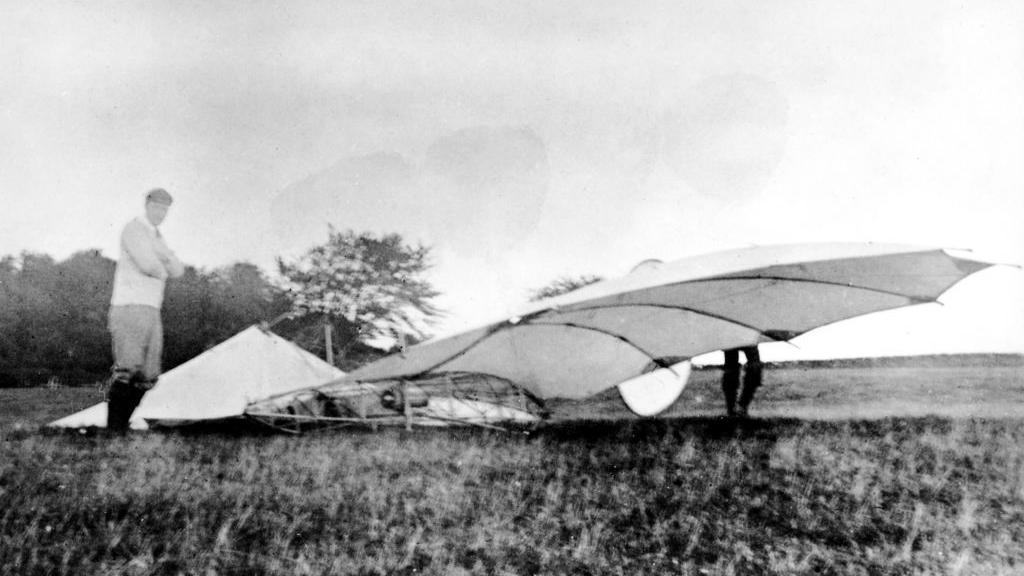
[
  {"x1": 722, "y1": 345, "x2": 762, "y2": 418},
  {"x1": 106, "y1": 188, "x2": 184, "y2": 431}
]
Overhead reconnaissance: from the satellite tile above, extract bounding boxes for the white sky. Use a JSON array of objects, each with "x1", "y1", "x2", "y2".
[{"x1": 1, "y1": 0, "x2": 1022, "y2": 360}]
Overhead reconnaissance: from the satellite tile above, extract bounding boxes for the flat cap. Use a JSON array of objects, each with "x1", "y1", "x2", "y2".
[{"x1": 145, "y1": 188, "x2": 173, "y2": 205}]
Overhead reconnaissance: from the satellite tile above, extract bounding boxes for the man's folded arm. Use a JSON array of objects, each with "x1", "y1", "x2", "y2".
[
  {"x1": 159, "y1": 245, "x2": 185, "y2": 279},
  {"x1": 122, "y1": 224, "x2": 168, "y2": 279}
]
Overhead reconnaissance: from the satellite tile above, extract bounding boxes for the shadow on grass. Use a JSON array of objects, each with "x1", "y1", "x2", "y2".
[
  {"x1": 538, "y1": 415, "x2": 806, "y2": 441},
  {"x1": 31, "y1": 414, "x2": 980, "y2": 448}
]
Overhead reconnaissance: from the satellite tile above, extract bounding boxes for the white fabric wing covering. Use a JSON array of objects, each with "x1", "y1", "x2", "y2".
[
  {"x1": 49, "y1": 326, "x2": 344, "y2": 429},
  {"x1": 617, "y1": 361, "x2": 692, "y2": 417},
  {"x1": 339, "y1": 243, "x2": 992, "y2": 401}
]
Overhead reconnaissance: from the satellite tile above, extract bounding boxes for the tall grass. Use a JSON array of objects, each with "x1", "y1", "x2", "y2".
[
  {"x1": 3, "y1": 417, "x2": 1024, "y2": 575},
  {"x1": 3, "y1": 361, "x2": 1023, "y2": 575}
]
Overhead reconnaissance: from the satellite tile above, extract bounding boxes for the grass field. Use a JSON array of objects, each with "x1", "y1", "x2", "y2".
[{"x1": 2, "y1": 357, "x2": 1023, "y2": 575}]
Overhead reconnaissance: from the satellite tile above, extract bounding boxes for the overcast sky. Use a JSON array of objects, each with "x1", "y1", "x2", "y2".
[{"x1": 2, "y1": 0, "x2": 1021, "y2": 359}]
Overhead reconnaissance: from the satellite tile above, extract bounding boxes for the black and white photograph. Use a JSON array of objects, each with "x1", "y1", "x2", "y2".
[{"x1": 1, "y1": 1, "x2": 1023, "y2": 574}]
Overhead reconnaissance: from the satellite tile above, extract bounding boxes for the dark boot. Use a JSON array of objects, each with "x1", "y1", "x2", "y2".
[
  {"x1": 131, "y1": 370, "x2": 158, "y2": 391},
  {"x1": 737, "y1": 346, "x2": 762, "y2": 417},
  {"x1": 107, "y1": 368, "x2": 146, "y2": 431},
  {"x1": 722, "y1": 349, "x2": 740, "y2": 417}
]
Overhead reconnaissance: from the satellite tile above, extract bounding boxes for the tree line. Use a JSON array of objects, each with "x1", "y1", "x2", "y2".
[
  {"x1": 0, "y1": 229, "x2": 441, "y2": 387},
  {"x1": 0, "y1": 226, "x2": 600, "y2": 388},
  {"x1": 0, "y1": 250, "x2": 287, "y2": 386}
]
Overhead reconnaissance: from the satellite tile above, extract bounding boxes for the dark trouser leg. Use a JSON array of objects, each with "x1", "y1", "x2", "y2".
[
  {"x1": 107, "y1": 370, "x2": 146, "y2": 431},
  {"x1": 737, "y1": 346, "x2": 762, "y2": 413},
  {"x1": 722, "y1": 349, "x2": 740, "y2": 416}
]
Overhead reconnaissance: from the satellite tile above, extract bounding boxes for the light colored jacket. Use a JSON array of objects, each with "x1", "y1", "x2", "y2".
[{"x1": 110, "y1": 217, "x2": 184, "y2": 308}]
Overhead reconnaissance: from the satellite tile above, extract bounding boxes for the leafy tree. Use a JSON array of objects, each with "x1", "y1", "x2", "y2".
[
  {"x1": 0, "y1": 249, "x2": 299, "y2": 386},
  {"x1": 6, "y1": 253, "x2": 64, "y2": 377},
  {"x1": 528, "y1": 274, "x2": 603, "y2": 302},
  {"x1": 0, "y1": 251, "x2": 114, "y2": 385},
  {"x1": 50, "y1": 250, "x2": 117, "y2": 374},
  {"x1": 0, "y1": 236, "x2": 439, "y2": 384},
  {"x1": 0, "y1": 256, "x2": 15, "y2": 368},
  {"x1": 277, "y1": 228, "x2": 442, "y2": 359},
  {"x1": 217, "y1": 262, "x2": 289, "y2": 325},
  {"x1": 163, "y1": 262, "x2": 292, "y2": 369}
]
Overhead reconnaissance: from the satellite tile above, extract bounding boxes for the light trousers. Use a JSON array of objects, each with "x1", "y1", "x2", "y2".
[{"x1": 108, "y1": 304, "x2": 163, "y2": 381}]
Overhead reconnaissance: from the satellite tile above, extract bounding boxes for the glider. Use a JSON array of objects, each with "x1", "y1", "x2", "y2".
[{"x1": 244, "y1": 242, "x2": 994, "y2": 430}]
